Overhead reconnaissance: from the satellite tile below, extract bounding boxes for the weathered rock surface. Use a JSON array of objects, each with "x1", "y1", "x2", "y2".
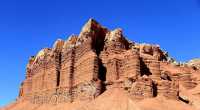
[
  {"x1": 2, "y1": 19, "x2": 200, "y2": 110},
  {"x1": 187, "y1": 58, "x2": 200, "y2": 69}
]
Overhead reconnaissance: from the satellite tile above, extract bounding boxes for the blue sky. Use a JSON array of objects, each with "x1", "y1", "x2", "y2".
[{"x1": 0, "y1": 0, "x2": 200, "y2": 107}]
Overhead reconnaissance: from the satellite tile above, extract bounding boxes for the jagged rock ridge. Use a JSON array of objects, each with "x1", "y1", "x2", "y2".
[{"x1": 3, "y1": 19, "x2": 200, "y2": 110}]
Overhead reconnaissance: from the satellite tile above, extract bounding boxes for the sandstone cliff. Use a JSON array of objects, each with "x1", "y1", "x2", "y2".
[{"x1": 2, "y1": 19, "x2": 200, "y2": 110}]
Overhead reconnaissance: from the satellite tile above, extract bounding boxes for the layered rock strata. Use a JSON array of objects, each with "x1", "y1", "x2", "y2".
[{"x1": 6, "y1": 19, "x2": 200, "y2": 110}]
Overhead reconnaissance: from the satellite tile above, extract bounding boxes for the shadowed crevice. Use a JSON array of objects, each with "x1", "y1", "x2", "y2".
[
  {"x1": 140, "y1": 58, "x2": 152, "y2": 76},
  {"x1": 56, "y1": 52, "x2": 62, "y2": 87},
  {"x1": 152, "y1": 82, "x2": 158, "y2": 97}
]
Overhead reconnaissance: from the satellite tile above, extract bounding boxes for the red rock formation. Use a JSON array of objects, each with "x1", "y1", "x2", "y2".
[{"x1": 3, "y1": 19, "x2": 200, "y2": 110}]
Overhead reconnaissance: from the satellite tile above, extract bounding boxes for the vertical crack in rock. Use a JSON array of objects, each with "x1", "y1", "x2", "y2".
[
  {"x1": 152, "y1": 81, "x2": 158, "y2": 97},
  {"x1": 97, "y1": 59, "x2": 106, "y2": 81},
  {"x1": 53, "y1": 39, "x2": 64, "y2": 88},
  {"x1": 97, "y1": 58, "x2": 107, "y2": 93},
  {"x1": 115, "y1": 59, "x2": 120, "y2": 80},
  {"x1": 55, "y1": 52, "x2": 62, "y2": 87},
  {"x1": 69, "y1": 47, "x2": 75, "y2": 102}
]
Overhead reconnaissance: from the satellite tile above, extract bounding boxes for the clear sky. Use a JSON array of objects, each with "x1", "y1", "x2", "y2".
[{"x1": 0, "y1": 0, "x2": 200, "y2": 107}]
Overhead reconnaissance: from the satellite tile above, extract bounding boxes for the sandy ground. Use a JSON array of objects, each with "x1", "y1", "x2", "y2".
[{"x1": 2, "y1": 87, "x2": 200, "y2": 110}]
